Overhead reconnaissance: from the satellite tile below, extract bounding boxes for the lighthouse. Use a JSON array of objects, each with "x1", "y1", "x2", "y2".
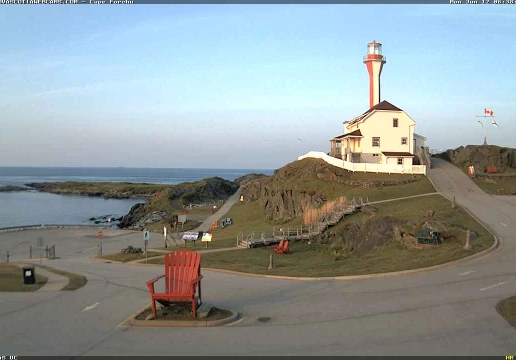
[{"x1": 363, "y1": 40, "x2": 386, "y2": 109}]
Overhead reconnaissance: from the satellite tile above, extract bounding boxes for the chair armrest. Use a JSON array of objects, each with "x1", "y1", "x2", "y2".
[
  {"x1": 190, "y1": 275, "x2": 203, "y2": 284},
  {"x1": 146, "y1": 274, "x2": 165, "y2": 294},
  {"x1": 146, "y1": 274, "x2": 165, "y2": 286}
]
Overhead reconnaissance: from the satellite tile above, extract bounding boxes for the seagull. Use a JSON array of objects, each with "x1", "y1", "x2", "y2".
[{"x1": 297, "y1": 138, "x2": 302, "y2": 142}]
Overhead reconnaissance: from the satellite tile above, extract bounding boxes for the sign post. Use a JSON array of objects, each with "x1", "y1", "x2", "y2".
[
  {"x1": 143, "y1": 229, "x2": 150, "y2": 263},
  {"x1": 97, "y1": 231, "x2": 104, "y2": 256},
  {"x1": 164, "y1": 226, "x2": 167, "y2": 248}
]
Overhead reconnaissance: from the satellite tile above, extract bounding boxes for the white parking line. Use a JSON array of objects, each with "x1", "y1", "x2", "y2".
[
  {"x1": 459, "y1": 271, "x2": 474, "y2": 276},
  {"x1": 479, "y1": 282, "x2": 508, "y2": 291},
  {"x1": 82, "y1": 302, "x2": 100, "y2": 312}
]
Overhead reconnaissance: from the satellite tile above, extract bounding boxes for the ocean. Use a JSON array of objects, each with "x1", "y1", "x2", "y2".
[{"x1": 0, "y1": 167, "x2": 274, "y2": 229}]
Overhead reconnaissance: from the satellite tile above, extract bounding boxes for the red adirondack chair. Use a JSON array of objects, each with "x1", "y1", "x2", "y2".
[
  {"x1": 274, "y1": 240, "x2": 290, "y2": 254},
  {"x1": 146, "y1": 249, "x2": 203, "y2": 318}
]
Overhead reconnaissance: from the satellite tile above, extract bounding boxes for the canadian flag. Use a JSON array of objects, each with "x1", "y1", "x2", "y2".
[
  {"x1": 485, "y1": 108, "x2": 494, "y2": 116},
  {"x1": 492, "y1": 119, "x2": 499, "y2": 128}
]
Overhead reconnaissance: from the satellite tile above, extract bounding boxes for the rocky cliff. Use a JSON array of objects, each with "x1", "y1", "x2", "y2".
[
  {"x1": 168, "y1": 177, "x2": 239, "y2": 207},
  {"x1": 434, "y1": 145, "x2": 516, "y2": 173}
]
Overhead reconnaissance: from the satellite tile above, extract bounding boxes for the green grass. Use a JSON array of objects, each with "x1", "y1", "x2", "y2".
[
  {"x1": 472, "y1": 176, "x2": 516, "y2": 195},
  {"x1": 35, "y1": 264, "x2": 88, "y2": 291},
  {"x1": 147, "y1": 202, "x2": 304, "y2": 251},
  {"x1": 0, "y1": 263, "x2": 47, "y2": 292},
  {"x1": 496, "y1": 295, "x2": 516, "y2": 329},
  {"x1": 98, "y1": 251, "x2": 165, "y2": 263},
  {"x1": 148, "y1": 195, "x2": 494, "y2": 277},
  {"x1": 205, "y1": 202, "x2": 304, "y2": 249}
]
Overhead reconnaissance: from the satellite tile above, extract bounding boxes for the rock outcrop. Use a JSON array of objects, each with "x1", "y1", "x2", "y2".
[
  {"x1": 119, "y1": 177, "x2": 239, "y2": 229},
  {"x1": 119, "y1": 203, "x2": 147, "y2": 228},
  {"x1": 434, "y1": 145, "x2": 516, "y2": 173},
  {"x1": 241, "y1": 158, "x2": 425, "y2": 222},
  {"x1": 314, "y1": 214, "x2": 467, "y2": 258},
  {"x1": 168, "y1": 177, "x2": 239, "y2": 207}
]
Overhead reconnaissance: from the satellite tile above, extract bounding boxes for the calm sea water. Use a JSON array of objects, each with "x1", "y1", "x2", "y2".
[{"x1": 0, "y1": 167, "x2": 273, "y2": 228}]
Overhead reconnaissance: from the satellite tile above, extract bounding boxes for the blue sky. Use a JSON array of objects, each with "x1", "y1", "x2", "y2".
[{"x1": 1, "y1": 5, "x2": 515, "y2": 169}]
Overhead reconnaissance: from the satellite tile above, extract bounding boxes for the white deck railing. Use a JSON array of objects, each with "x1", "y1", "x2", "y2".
[{"x1": 298, "y1": 151, "x2": 427, "y2": 175}]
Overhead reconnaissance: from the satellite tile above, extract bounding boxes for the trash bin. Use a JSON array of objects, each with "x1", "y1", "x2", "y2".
[{"x1": 22, "y1": 266, "x2": 36, "y2": 285}]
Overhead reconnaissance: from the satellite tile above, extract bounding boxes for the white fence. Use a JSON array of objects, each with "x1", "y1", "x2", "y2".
[{"x1": 298, "y1": 151, "x2": 427, "y2": 175}]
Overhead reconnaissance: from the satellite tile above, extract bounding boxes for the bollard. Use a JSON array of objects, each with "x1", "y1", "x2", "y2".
[
  {"x1": 30, "y1": 245, "x2": 32, "y2": 259},
  {"x1": 464, "y1": 230, "x2": 472, "y2": 250},
  {"x1": 268, "y1": 253, "x2": 274, "y2": 270},
  {"x1": 6, "y1": 250, "x2": 9, "y2": 263},
  {"x1": 452, "y1": 196, "x2": 456, "y2": 209}
]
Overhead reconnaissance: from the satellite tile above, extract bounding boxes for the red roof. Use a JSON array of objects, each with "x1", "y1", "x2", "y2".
[
  {"x1": 331, "y1": 129, "x2": 363, "y2": 140},
  {"x1": 345, "y1": 100, "x2": 403, "y2": 125}
]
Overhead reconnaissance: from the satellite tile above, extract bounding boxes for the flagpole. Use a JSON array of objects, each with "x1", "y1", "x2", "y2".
[{"x1": 476, "y1": 115, "x2": 493, "y2": 145}]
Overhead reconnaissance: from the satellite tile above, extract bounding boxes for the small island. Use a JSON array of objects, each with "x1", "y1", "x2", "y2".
[{"x1": 0, "y1": 185, "x2": 32, "y2": 192}]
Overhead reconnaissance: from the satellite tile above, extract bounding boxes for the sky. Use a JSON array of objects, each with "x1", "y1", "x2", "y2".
[{"x1": 0, "y1": 5, "x2": 515, "y2": 169}]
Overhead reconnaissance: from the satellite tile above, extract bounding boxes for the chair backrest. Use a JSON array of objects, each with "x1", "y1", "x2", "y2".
[
  {"x1": 164, "y1": 249, "x2": 202, "y2": 294},
  {"x1": 283, "y1": 241, "x2": 290, "y2": 252},
  {"x1": 277, "y1": 239, "x2": 285, "y2": 248}
]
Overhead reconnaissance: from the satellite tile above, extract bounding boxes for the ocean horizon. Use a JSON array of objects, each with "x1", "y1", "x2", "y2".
[
  {"x1": 0, "y1": 167, "x2": 274, "y2": 229},
  {"x1": 0, "y1": 166, "x2": 275, "y2": 187}
]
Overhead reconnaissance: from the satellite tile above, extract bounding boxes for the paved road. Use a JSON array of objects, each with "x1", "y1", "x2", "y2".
[{"x1": 1, "y1": 160, "x2": 516, "y2": 356}]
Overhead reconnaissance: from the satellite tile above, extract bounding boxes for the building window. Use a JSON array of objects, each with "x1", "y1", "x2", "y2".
[
  {"x1": 372, "y1": 137, "x2": 380, "y2": 147},
  {"x1": 373, "y1": 154, "x2": 379, "y2": 157},
  {"x1": 401, "y1": 137, "x2": 407, "y2": 145},
  {"x1": 393, "y1": 118, "x2": 398, "y2": 127},
  {"x1": 397, "y1": 158, "x2": 403, "y2": 165}
]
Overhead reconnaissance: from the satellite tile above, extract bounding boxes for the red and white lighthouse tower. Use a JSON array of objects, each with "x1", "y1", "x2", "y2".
[{"x1": 363, "y1": 40, "x2": 386, "y2": 109}]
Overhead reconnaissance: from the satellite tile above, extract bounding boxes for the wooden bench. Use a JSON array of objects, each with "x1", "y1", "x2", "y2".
[{"x1": 146, "y1": 249, "x2": 203, "y2": 318}]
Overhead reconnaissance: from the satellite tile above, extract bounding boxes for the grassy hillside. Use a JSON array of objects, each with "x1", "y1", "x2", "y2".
[
  {"x1": 241, "y1": 158, "x2": 436, "y2": 223},
  {"x1": 196, "y1": 195, "x2": 494, "y2": 277},
  {"x1": 260, "y1": 158, "x2": 434, "y2": 200}
]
